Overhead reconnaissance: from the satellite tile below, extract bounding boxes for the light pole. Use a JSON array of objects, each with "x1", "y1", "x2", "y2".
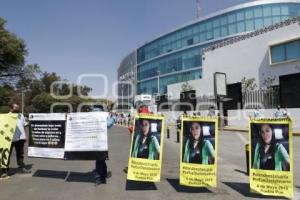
[
  {"x1": 121, "y1": 84, "x2": 124, "y2": 111},
  {"x1": 157, "y1": 70, "x2": 160, "y2": 96},
  {"x1": 21, "y1": 89, "x2": 24, "y2": 114}
]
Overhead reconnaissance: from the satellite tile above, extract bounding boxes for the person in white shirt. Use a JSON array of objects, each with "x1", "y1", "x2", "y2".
[{"x1": 1, "y1": 103, "x2": 31, "y2": 179}]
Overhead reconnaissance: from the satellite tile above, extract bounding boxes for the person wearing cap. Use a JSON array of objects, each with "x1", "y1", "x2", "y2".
[
  {"x1": 92, "y1": 105, "x2": 116, "y2": 186},
  {"x1": 252, "y1": 124, "x2": 290, "y2": 171}
]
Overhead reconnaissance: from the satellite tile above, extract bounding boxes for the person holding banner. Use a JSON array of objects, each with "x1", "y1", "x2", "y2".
[
  {"x1": 252, "y1": 124, "x2": 290, "y2": 171},
  {"x1": 131, "y1": 119, "x2": 160, "y2": 160},
  {"x1": 92, "y1": 106, "x2": 116, "y2": 186},
  {"x1": 183, "y1": 122, "x2": 215, "y2": 164},
  {"x1": 1, "y1": 103, "x2": 31, "y2": 179}
]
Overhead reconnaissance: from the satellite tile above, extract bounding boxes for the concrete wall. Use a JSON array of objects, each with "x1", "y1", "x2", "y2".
[
  {"x1": 203, "y1": 22, "x2": 300, "y2": 88},
  {"x1": 228, "y1": 108, "x2": 300, "y2": 130},
  {"x1": 167, "y1": 21, "x2": 300, "y2": 98}
]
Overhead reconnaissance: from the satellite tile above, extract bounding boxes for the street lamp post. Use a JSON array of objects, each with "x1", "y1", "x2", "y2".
[
  {"x1": 157, "y1": 70, "x2": 160, "y2": 96},
  {"x1": 121, "y1": 84, "x2": 124, "y2": 111}
]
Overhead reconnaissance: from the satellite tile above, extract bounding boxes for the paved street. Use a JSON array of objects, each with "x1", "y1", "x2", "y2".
[{"x1": 1, "y1": 125, "x2": 300, "y2": 200}]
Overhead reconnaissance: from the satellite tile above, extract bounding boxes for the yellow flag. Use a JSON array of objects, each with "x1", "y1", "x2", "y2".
[{"x1": 0, "y1": 113, "x2": 18, "y2": 168}]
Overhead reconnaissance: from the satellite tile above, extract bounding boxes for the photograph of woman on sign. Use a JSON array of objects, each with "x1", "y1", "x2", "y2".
[
  {"x1": 251, "y1": 123, "x2": 290, "y2": 171},
  {"x1": 182, "y1": 121, "x2": 215, "y2": 164},
  {"x1": 131, "y1": 118, "x2": 161, "y2": 160}
]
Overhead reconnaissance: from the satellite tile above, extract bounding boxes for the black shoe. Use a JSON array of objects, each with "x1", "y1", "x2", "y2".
[
  {"x1": 95, "y1": 178, "x2": 106, "y2": 186},
  {"x1": 123, "y1": 167, "x2": 128, "y2": 174},
  {"x1": 19, "y1": 168, "x2": 31, "y2": 174}
]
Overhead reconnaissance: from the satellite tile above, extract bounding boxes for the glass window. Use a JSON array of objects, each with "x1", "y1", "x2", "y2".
[
  {"x1": 200, "y1": 32, "x2": 206, "y2": 42},
  {"x1": 213, "y1": 18, "x2": 220, "y2": 28},
  {"x1": 263, "y1": 6, "x2": 272, "y2": 16},
  {"x1": 182, "y1": 29, "x2": 187, "y2": 37},
  {"x1": 254, "y1": 18, "x2": 263, "y2": 29},
  {"x1": 236, "y1": 10, "x2": 245, "y2": 21},
  {"x1": 245, "y1": 19, "x2": 254, "y2": 31},
  {"x1": 228, "y1": 13, "x2": 236, "y2": 23},
  {"x1": 193, "y1": 25, "x2": 199, "y2": 34},
  {"x1": 245, "y1": 9, "x2": 254, "y2": 19},
  {"x1": 206, "y1": 30, "x2": 213, "y2": 40},
  {"x1": 213, "y1": 28, "x2": 220, "y2": 38},
  {"x1": 286, "y1": 40, "x2": 300, "y2": 60},
  {"x1": 199, "y1": 23, "x2": 206, "y2": 32},
  {"x1": 220, "y1": 26, "x2": 227, "y2": 37},
  {"x1": 254, "y1": 7, "x2": 263, "y2": 18},
  {"x1": 281, "y1": 5, "x2": 289, "y2": 15},
  {"x1": 273, "y1": 16, "x2": 281, "y2": 24},
  {"x1": 193, "y1": 35, "x2": 200, "y2": 43},
  {"x1": 187, "y1": 28, "x2": 193, "y2": 36},
  {"x1": 271, "y1": 44, "x2": 285, "y2": 63},
  {"x1": 272, "y1": 5, "x2": 281, "y2": 15},
  {"x1": 264, "y1": 17, "x2": 272, "y2": 27},
  {"x1": 228, "y1": 23, "x2": 237, "y2": 35},
  {"x1": 206, "y1": 21, "x2": 213, "y2": 30},
  {"x1": 220, "y1": 15, "x2": 227, "y2": 26},
  {"x1": 237, "y1": 21, "x2": 245, "y2": 33}
]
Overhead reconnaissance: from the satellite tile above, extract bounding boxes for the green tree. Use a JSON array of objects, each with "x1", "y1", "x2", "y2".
[
  {"x1": 181, "y1": 81, "x2": 193, "y2": 92},
  {"x1": 241, "y1": 77, "x2": 257, "y2": 92},
  {"x1": 0, "y1": 18, "x2": 27, "y2": 81}
]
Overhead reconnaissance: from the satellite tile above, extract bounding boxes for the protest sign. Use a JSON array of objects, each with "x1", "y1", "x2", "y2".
[
  {"x1": 127, "y1": 114, "x2": 165, "y2": 182},
  {"x1": 28, "y1": 113, "x2": 66, "y2": 159},
  {"x1": 64, "y1": 112, "x2": 108, "y2": 160},
  {"x1": 180, "y1": 116, "x2": 218, "y2": 187},
  {"x1": 249, "y1": 118, "x2": 293, "y2": 198}
]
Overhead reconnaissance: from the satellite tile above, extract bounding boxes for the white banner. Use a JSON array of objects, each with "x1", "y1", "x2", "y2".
[{"x1": 65, "y1": 112, "x2": 108, "y2": 152}]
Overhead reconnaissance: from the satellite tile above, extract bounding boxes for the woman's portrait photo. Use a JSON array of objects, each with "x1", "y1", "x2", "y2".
[
  {"x1": 182, "y1": 121, "x2": 215, "y2": 164},
  {"x1": 131, "y1": 118, "x2": 162, "y2": 160},
  {"x1": 251, "y1": 123, "x2": 290, "y2": 171}
]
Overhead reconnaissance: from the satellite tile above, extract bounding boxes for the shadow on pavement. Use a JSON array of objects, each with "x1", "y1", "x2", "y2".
[
  {"x1": 222, "y1": 182, "x2": 287, "y2": 199},
  {"x1": 8, "y1": 164, "x2": 33, "y2": 176},
  {"x1": 126, "y1": 180, "x2": 157, "y2": 190},
  {"x1": 65, "y1": 172, "x2": 95, "y2": 183},
  {"x1": 167, "y1": 179, "x2": 212, "y2": 193},
  {"x1": 234, "y1": 169, "x2": 248, "y2": 176},
  {"x1": 33, "y1": 170, "x2": 68, "y2": 179}
]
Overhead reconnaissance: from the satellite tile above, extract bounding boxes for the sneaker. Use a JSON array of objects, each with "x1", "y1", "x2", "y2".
[
  {"x1": 19, "y1": 168, "x2": 31, "y2": 174},
  {"x1": 123, "y1": 167, "x2": 128, "y2": 174},
  {"x1": 0, "y1": 173, "x2": 10, "y2": 180}
]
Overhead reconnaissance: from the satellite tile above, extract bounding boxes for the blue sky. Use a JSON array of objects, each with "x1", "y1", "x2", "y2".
[{"x1": 0, "y1": 0, "x2": 249, "y2": 99}]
